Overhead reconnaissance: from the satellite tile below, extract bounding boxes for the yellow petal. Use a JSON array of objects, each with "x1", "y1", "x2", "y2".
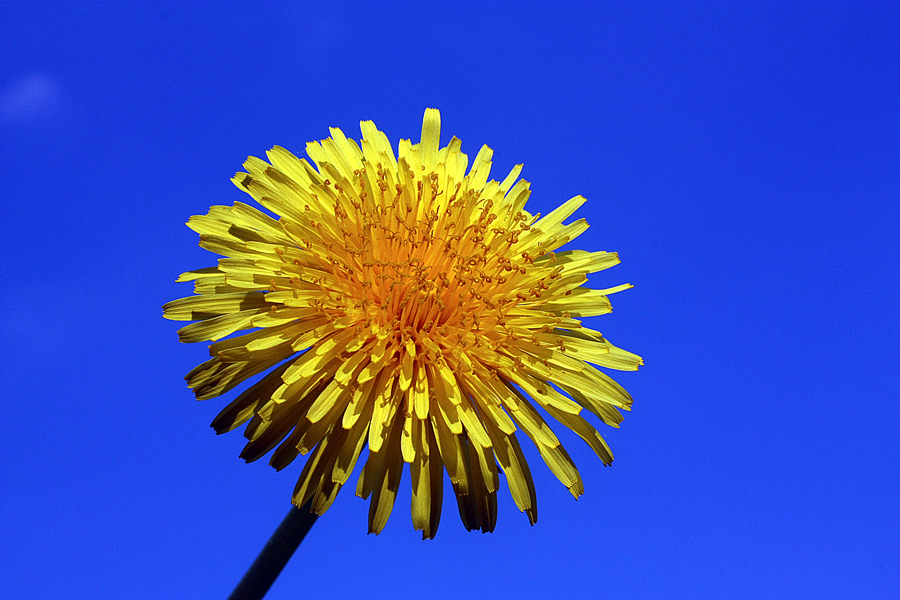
[
  {"x1": 412, "y1": 362, "x2": 430, "y2": 420},
  {"x1": 481, "y1": 417, "x2": 537, "y2": 522},
  {"x1": 400, "y1": 409, "x2": 418, "y2": 464},
  {"x1": 333, "y1": 396, "x2": 374, "y2": 484},
  {"x1": 543, "y1": 404, "x2": 614, "y2": 466},
  {"x1": 368, "y1": 423, "x2": 404, "y2": 534},
  {"x1": 419, "y1": 108, "x2": 441, "y2": 169}
]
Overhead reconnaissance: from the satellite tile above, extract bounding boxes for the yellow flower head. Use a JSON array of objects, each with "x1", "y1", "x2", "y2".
[{"x1": 164, "y1": 109, "x2": 642, "y2": 538}]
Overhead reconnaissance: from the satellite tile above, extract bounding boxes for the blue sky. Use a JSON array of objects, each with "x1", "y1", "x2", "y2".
[{"x1": 1, "y1": 2, "x2": 898, "y2": 599}]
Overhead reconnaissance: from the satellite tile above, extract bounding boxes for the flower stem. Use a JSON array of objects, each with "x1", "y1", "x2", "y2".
[{"x1": 227, "y1": 500, "x2": 318, "y2": 600}]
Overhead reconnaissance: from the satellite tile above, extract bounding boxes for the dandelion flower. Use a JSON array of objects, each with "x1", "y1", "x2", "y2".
[{"x1": 164, "y1": 109, "x2": 642, "y2": 538}]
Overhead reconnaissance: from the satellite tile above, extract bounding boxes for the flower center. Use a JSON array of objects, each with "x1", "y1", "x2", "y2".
[{"x1": 274, "y1": 164, "x2": 565, "y2": 366}]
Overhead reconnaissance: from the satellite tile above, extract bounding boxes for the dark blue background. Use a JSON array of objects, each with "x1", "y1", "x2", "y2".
[{"x1": 2, "y1": 2, "x2": 898, "y2": 598}]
